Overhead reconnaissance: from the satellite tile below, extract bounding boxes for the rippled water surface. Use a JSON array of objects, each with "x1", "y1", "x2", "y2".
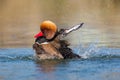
[{"x1": 0, "y1": 46, "x2": 120, "y2": 80}]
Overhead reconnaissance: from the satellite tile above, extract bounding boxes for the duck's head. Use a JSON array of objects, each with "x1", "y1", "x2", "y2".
[{"x1": 40, "y1": 20, "x2": 57, "y2": 39}]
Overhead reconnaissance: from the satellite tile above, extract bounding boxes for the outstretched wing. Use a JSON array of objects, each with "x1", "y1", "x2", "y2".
[
  {"x1": 65, "y1": 23, "x2": 84, "y2": 34},
  {"x1": 60, "y1": 23, "x2": 84, "y2": 37}
]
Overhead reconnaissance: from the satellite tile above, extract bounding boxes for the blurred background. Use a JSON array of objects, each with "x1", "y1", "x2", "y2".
[{"x1": 0, "y1": 0, "x2": 120, "y2": 48}]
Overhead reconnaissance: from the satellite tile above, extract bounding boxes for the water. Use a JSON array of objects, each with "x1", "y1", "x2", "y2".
[
  {"x1": 0, "y1": 0, "x2": 120, "y2": 47},
  {"x1": 0, "y1": 45, "x2": 120, "y2": 80}
]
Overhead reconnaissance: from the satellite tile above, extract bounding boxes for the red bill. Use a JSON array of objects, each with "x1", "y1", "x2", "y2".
[{"x1": 34, "y1": 32, "x2": 43, "y2": 38}]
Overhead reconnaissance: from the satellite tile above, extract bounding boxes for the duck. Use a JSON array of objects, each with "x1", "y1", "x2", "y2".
[{"x1": 33, "y1": 20, "x2": 83, "y2": 60}]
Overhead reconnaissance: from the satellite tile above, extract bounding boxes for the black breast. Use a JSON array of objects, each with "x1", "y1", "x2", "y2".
[{"x1": 59, "y1": 40, "x2": 81, "y2": 59}]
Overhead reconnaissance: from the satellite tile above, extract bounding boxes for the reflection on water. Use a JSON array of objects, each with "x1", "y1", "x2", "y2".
[
  {"x1": 35, "y1": 60, "x2": 66, "y2": 73},
  {"x1": 0, "y1": 0, "x2": 120, "y2": 48}
]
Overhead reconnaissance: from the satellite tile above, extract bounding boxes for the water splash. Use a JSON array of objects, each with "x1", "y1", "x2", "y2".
[
  {"x1": 81, "y1": 43, "x2": 100, "y2": 59},
  {"x1": 74, "y1": 43, "x2": 120, "y2": 59}
]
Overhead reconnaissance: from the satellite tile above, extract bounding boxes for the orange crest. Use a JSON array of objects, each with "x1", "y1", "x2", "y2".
[{"x1": 40, "y1": 20, "x2": 58, "y2": 39}]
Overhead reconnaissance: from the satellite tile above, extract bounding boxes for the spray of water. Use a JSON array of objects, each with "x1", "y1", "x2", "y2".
[{"x1": 74, "y1": 40, "x2": 120, "y2": 59}]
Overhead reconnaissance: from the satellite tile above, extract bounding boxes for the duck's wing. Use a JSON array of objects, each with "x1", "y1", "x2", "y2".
[
  {"x1": 59, "y1": 23, "x2": 84, "y2": 37},
  {"x1": 65, "y1": 23, "x2": 84, "y2": 34}
]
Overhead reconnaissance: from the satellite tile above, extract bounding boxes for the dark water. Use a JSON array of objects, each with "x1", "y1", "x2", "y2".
[
  {"x1": 0, "y1": 0, "x2": 120, "y2": 48},
  {"x1": 0, "y1": 45, "x2": 120, "y2": 80}
]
